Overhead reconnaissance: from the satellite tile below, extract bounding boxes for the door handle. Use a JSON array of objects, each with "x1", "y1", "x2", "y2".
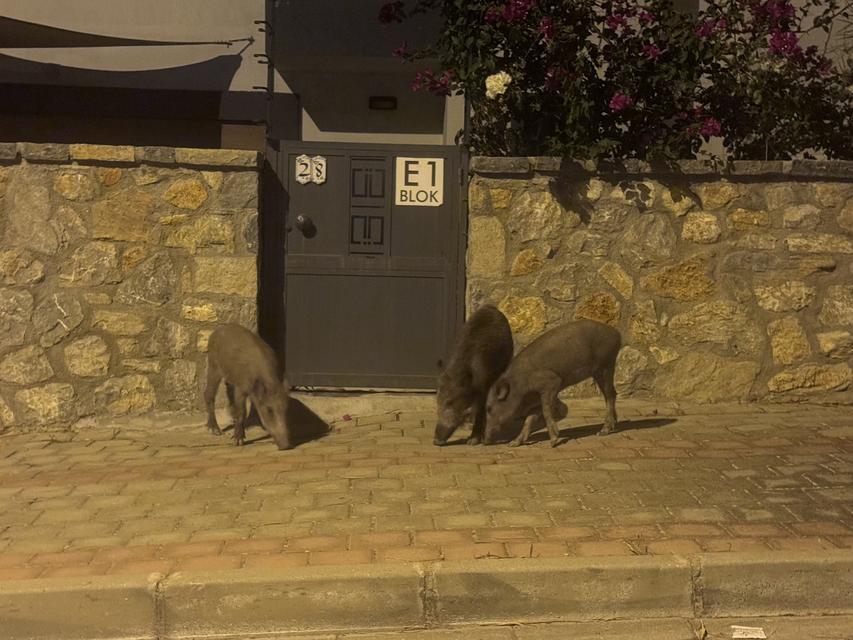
[{"x1": 287, "y1": 214, "x2": 316, "y2": 238}]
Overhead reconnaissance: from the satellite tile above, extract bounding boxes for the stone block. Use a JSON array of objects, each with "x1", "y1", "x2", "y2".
[
  {"x1": 134, "y1": 146, "x2": 176, "y2": 164},
  {"x1": 162, "y1": 565, "x2": 423, "y2": 636},
  {"x1": 681, "y1": 212, "x2": 721, "y2": 243},
  {"x1": 94, "y1": 375, "x2": 156, "y2": 415},
  {"x1": 0, "y1": 288, "x2": 33, "y2": 350},
  {"x1": 597, "y1": 262, "x2": 634, "y2": 298},
  {"x1": 510, "y1": 248, "x2": 544, "y2": 277},
  {"x1": 695, "y1": 182, "x2": 742, "y2": 209},
  {"x1": 768, "y1": 316, "x2": 810, "y2": 365},
  {"x1": 654, "y1": 352, "x2": 760, "y2": 402},
  {"x1": 507, "y1": 189, "x2": 579, "y2": 242},
  {"x1": 116, "y1": 252, "x2": 179, "y2": 307},
  {"x1": 640, "y1": 257, "x2": 715, "y2": 301},
  {"x1": 819, "y1": 285, "x2": 853, "y2": 326},
  {"x1": 499, "y1": 295, "x2": 547, "y2": 340},
  {"x1": 91, "y1": 189, "x2": 156, "y2": 242},
  {"x1": 575, "y1": 292, "x2": 620, "y2": 326},
  {"x1": 15, "y1": 383, "x2": 76, "y2": 425},
  {"x1": 768, "y1": 363, "x2": 852, "y2": 395},
  {"x1": 59, "y1": 242, "x2": 120, "y2": 287},
  {"x1": 435, "y1": 556, "x2": 692, "y2": 624},
  {"x1": 754, "y1": 281, "x2": 816, "y2": 312},
  {"x1": 0, "y1": 142, "x2": 18, "y2": 160},
  {"x1": 70, "y1": 144, "x2": 135, "y2": 163},
  {"x1": 194, "y1": 256, "x2": 257, "y2": 298},
  {"x1": 668, "y1": 300, "x2": 763, "y2": 357},
  {"x1": 0, "y1": 345, "x2": 54, "y2": 385},
  {"x1": 786, "y1": 233, "x2": 853, "y2": 254},
  {"x1": 468, "y1": 217, "x2": 505, "y2": 277},
  {"x1": 6, "y1": 169, "x2": 59, "y2": 254},
  {"x1": 701, "y1": 551, "x2": 853, "y2": 617},
  {"x1": 64, "y1": 336, "x2": 111, "y2": 378},
  {"x1": 0, "y1": 249, "x2": 45, "y2": 285},
  {"x1": 619, "y1": 214, "x2": 677, "y2": 270},
  {"x1": 92, "y1": 310, "x2": 147, "y2": 336},
  {"x1": 32, "y1": 292, "x2": 83, "y2": 347},
  {"x1": 144, "y1": 318, "x2": 191, "y2": 358},
  {"x1": 20, "y1": 143, "x2": 69, "y2": 162},
  {"x1": 728, "y1": 208, "x2": 770, "y2": 230},
  {"x1": 218, "y1": 172, "x2": 258, "y2": 209},
  {"x1": 175, "y1": 148, "x2": 259, "y2": 167},
  {"x1": 782, "y1": 204, "x2": 821, "y2": 229},
  {"x1": 53, "y1": 171, "x2": 98, "y2": 202},
  {"x1": 0, "y1": 573, "x2": 158, "y2": 640},
  {"x1": 164, "y1": 178, "x2": 208, "y2": 210},
  {"x1": 817, "y1": 331, "x2": 853, "y2": 359},
  {"x1": 164, "y1": 215, "x2": 234, "y2": 254}
]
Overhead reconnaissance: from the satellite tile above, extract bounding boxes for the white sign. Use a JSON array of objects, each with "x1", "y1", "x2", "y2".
[
  {"x1": 310, "y1": 155, "x2": 326, "y2": 184},
  {"x1": 295, "y1": 154, "x2": 327, "y2": 185},
  {"x1": 395, "y1": 157, "x2": 444, "y2": 206}
]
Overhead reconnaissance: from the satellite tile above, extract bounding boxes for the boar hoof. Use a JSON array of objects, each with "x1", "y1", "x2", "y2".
[
  {"x1": 508, "y1": 438, "x2": 523, "y2": 448},
  {"x1": 207, "y1": 423, "x2": 222, "y2": 436},
  {"x1": 433, "y1": 438, "x2": 447, "y2": 446},
  {"x1": 467, "y1": 436, "x2": 481, "y2": 446},
  {"x1": 598, "y1": 425, "x2": 613, "y2": 436}
]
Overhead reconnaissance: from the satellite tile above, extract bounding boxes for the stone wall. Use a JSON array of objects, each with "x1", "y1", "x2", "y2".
[
  {"x1": 467, "y1": 157, "x2": 853, "y2": 403},
  {"x1": 0, "y1": 143, "x2": 259, "y2": 429}
]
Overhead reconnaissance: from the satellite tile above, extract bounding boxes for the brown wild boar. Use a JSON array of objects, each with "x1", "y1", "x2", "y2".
[
  {"x1": 434, "y1": 305, "x2": 513, "y2": 446},
  {"x1": 485, "y1": 319, "x2": 621, "y2": 447},
  {"x1": 204, "y1": 324, "x2": 292, "y2": 450}
]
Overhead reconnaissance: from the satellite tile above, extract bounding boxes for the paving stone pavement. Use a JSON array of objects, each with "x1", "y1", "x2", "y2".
[{"x1": 0, "y1": 397, "x2": 851, "y2": 581}]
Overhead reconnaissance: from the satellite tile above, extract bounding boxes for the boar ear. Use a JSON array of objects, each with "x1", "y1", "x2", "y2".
[{"x1": 495, "y1": 379, "x2": 510, "y2": 401}]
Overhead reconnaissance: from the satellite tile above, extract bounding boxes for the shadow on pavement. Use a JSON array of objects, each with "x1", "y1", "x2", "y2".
[{"x1": 224, "y1": 397, "x2": 331, "y2": 448}]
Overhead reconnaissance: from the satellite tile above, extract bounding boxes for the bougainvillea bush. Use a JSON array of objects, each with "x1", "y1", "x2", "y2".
[{"x1": 381, "y1": 0, "x2": 852, "y2": 161}]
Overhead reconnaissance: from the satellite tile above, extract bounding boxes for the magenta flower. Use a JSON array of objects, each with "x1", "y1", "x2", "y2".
[
  {"x1": 609, "y1": 92, "x2": 634, "y2": 112},
  {"x1": 716, "y1": 18, "x2": 728, "y2": 30},
  {"x1": 605, "y1": 14, "x2": 628, "y2": 30},
  {"x1": 503, "y1": 0, "x2": 538, "y2": 22},
  {"x1": 699, "y1": 117, "x2": 722, "y2": 137},
  {"x1": 538, "y1": 17, "x2": 555, "y2": 41},
  {"x1": 638, "y1": 11, "x2": 655, "y2": 24},
  {"x1": 642, "y1": 44, "x2": 662, "y2": 59},
  {"x1": 696, "y1": 20, "x2": 715, "y2": 38},
  {"x1": 392, "y1": 41, "x2": 408, "y2": 58},
  {"x1": 769, "y1": 29, "x2": 802, "y2": 56},
  {"x1": 378, "y1": 1, "x2": 405, "y2": 24}
]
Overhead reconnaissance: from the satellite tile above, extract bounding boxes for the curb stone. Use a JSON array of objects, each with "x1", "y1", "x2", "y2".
[{"x1": 1, "y1": 552, "x2": 852, "y2": 639}]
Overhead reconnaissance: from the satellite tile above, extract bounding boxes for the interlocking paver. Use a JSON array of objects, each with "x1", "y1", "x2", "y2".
[{"x1": 0, "y1": 399, "x2": 851, "y2": 579}]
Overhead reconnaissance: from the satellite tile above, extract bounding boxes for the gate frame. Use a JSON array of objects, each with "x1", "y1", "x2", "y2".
[{"x1": 261, "y1": 140, "x2": 469, "y2": 391}]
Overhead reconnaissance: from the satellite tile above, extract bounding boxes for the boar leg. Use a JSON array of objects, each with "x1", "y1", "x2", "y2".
[
  {"x1": 468, "y1": 398, "x2": 486, "y2": 445},
  {"x1": 531, "y1": 371, "x2": 563, "y2": 447},
  {"x1": 594, "y1": 367, "x2": 618, "y2": 435},
  {"x1": 204, "y1": 363, "x2": 222, "y2": 435},
  {"x1": 509, "y1": 412, "x2": 540, "y2": 447},
  {"x1": 231, "y1": 389, "x2": 248, "y2": 446}
]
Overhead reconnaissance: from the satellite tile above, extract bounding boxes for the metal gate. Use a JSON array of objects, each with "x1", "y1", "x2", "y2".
[{"x1": 279, "y1": 143, "x2": 464, "y2": 389}]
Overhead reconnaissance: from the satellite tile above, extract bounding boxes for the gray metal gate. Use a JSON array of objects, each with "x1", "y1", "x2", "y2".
[{"x1": 279, "y1": 143, "x2": 464, "y2": 389}]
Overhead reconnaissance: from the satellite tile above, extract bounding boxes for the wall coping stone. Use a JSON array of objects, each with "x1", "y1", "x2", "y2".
[
  {"x1": 471, "y1": 156, "x2": 853, "y2": 180},
  {"x1": 0, "y1": 142, "x2": 260, "y2": 169}
]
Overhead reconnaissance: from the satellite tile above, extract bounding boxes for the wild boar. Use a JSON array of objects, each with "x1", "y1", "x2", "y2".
[
  {"x1": 434, "y1": 305, "x2": 513, "y2": 446},
  {"x1": 204, "y1": 323, "x2": 292, "y2": 450},
  {"x1": 484, "y1": 319, "x2": 621, "y2": 447}
]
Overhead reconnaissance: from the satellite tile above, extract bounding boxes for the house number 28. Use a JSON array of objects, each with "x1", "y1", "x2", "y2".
[{"x1": 295, "y1": 154, "x2": 327, "y2": 185}]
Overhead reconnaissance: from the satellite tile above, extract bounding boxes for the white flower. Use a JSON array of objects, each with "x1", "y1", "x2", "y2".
[{"x1": 485, "y1": 71, "x2": 512, "y2": 99}]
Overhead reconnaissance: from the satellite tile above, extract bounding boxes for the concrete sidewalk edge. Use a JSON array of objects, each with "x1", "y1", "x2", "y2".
[{"x1": 1, "y1": 551, "x2": 852, "y2": 639}]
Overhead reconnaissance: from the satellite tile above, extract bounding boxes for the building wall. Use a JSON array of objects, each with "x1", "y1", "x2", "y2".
[
  {"x1": 0, "y1": 142, "x2": 259, "y2": 429},
  {"x1": 467, "y1": 157, "x2": 853, "y2": 403}
]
